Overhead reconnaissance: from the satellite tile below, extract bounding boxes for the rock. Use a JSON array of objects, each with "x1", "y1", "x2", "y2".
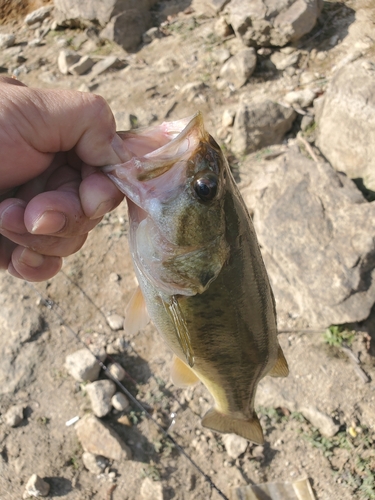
[
  {"x1": 222, "y1": 434, "x2": 248, "y2": 459},
  {"x1": 140, "y1": 477, "x2": 164, "y2": 500},
  {"x1": 106, "y1": 314, "x2": 124, "y2": 331},
  {"x1": 86, "y1": 380, "x2": 116, "y2": 417},
  {"x1": 154, "y1": 56, "x2": 179, "y2": 74},
  {"x1": 300, "y1": 114, "x2": 314, "y2": 131},
  {"x1": 108, "y1": 362, "x2": 126, "y2": 381},
  {"x1": 180, "y1": 81, "x2": 207, "y2": 102},
  {"x1": 65, "y1": 347, "x2": 105, "y2": 382},
  {"x1": 28, "y1": 38, "x2": 43, "y2": 48},
  {"x1": 142, "y1": 27, "x2": 162, "y2": 44},
  {"x1": 0, "y1": 34, "x2": 15, "y2": 49},
  {"x1": 222, "y1": 109, "x2": 235, "y2": 128},
  {"x1": 111, "y1": 392, "x2": 130, "y2": 411},
  {"x1": 4, "y1": 404, "x2": 24, "y2": 427},
  {"x1": 316, "y1": 58, "x2": 375, "y2": 191},
  {"x1": 284, "y1": 88, "x2": 317, "y2": 108},
  {"x1": 227, "y1": 0, "x2": 323, "y2": 47},
  {"x1": 23, "y1": 474, "x2": 50, "y2": 499},
  {"x1": 211, "y1": 48, "x2": 231, "y2": 64},
  {"x1": 25, "y1": 6, "x2": 52, "y2": 26},
  {"x1": 214, "y1": 17, "x2": 233, "y2": 38},
  {"x1": 82, "y1": 451, "x2": 108, "y2": 474},
  {"x1": 57, "y1": 50, "x2": 80, "y2": 75},
  {"x1": 69, "y1": 55, "x2": 95, "y2": 75},
  {"x1": 270, "y1": 51, "x2": 300, "y2": 70},
  {"x1": 100, "y1": 10, "x2": 151, "y2": 51},
  {"x1": 75, "y1": 414, "x2": 132, "y2": 461},
  {"x1": 219, "y1": 48, "x2": 257, "y2": 88},
  {"x1": 109, "y1": 272, "x2": 120, "y2": 282},
  {"x1": 300, "y1": 407, "x2": 340, "y2": 438},
  {"x1": 232, "y1": 100, "x2": 296, "y2": 155},
  {"x1": 239, "y1": 147, "x2": 375, "y2": 327},
  {"x1": 91, "y1": 56, "x2": 119, "y2": 76}
]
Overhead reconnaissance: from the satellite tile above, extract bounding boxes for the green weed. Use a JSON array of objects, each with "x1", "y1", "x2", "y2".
[{"x1": 323, "y1": 325, "x2": 355, "y2": 347}]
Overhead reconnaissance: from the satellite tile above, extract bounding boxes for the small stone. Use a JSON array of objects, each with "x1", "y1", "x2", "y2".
[
  {"x1": 143, "y1": 27, "x2": 162, "y2": 44},
  {"x1": 214, "y1": 17, "x2": 233, "y2": 38},
  {"x1": 222, "y1": 434, "x2": 248, "y2": 459},
  {"x1": 69, "y1": 55, "x2": 95, "y2": 75},
  {"x1": 301, "y1": 114, "x2": 314, "y2": 131},
  {"x1": 4, "y1": 404, "x2": 24, "y2": 427},
  {"x1": 222, "y1": 109, "x2": 235, "y2": 128},
  {"x1": 65, "y1": 347, "x2": 105, "y2": 382},
  {"x1": 86, "y1": 380, "x2": 116, "y2": 417},
  {"x1": 301, "y1": 407, "x2": 340, "y2": 438},
  {"x1": 23, "y1": 474, "x2": 50, "y2": 499},
  {"x1": 106, "y1": 314, "x2": 124, "y2": 331},
  {"x1": 57, "y1": 50, "x2": 80, "y2": 75},
  {"x1": 220, "y1": 48, "x2": 257, "y2": 89},
  {"x1": 270, "y1": 51, "x2": 299, "y2": 71},
  {"x1": 28, "y1": 38, "x2": 43, "y2": 48},
  {"x1": 284, "y1": 89, "x2": 317, "y2": 108},
  {"x1": 300, "y1": 72, "x2": 317, "y2": 85},
  {"x1": 56, "y1": 38, "x2": 68, "y2": 48},
  {"x1": 0, "y1": 34, "x2": 15, "y2": 49},
  {"x1": 211, "y1": 48, "x2": 231, "y2": 65},
  {"x1": 108, "y1": 362, "x2": 126, "y2": 381},
  {"x1": 155, "y1": 56, "x2": 179, "y2": 74},
  {"x1": 117, "y1": 414, "x2": 132, "y2": 426},
  {"x1": 251, "y1": 445, "x2": 264, "y2": 459},
  {"x1": 109, "y1": 272, "x2": 120, "y2": 282},
  {"x1": 78, "y1": 83, "x2": 90, "y2": 93},
  {"x1": 180, "y1": 81, "x2": 207, "y2": 102},
  {"x1": 82, "y1": 451, "x2": 108, "y2": 474},
  {"x1": 257, "y1": 47, "x2": 272, "y2": 56},
  {"x1": 140, "y1": 477, "x2": 164, "y2": 500},
  {"x1": 316, "y1": 51, "x2": 327, "y2": 61},
  {"x1": 25, "y1": 6, "x2": 52, "y2": 26},
  {"x1": 76, "y1": 414, "x2": 132, "y2": 461},
  {"x1": 111, "y1": 392, "x2": 130, "y2": 412},
  {"x1": 91, "y1": 56, "x2": 119, "y2": 76}
]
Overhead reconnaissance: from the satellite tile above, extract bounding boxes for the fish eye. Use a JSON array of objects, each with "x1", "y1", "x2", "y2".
[{"x1": 193, "y1": 174, "x2": 218, "y2": 202}]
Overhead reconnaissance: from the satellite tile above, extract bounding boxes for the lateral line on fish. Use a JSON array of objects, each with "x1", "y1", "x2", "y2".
[{"x1": 26, "y1": 281, "x2": 229, "y2": 500}]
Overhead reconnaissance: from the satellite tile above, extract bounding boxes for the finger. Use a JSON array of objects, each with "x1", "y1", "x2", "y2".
[
  {"x1": 9, "y1": 246, "x2": 62, "y2": 282},
  {"x1": 0, "y1": 228, "x2": 87, "y2": 257},
  {"x1": 0, "y1": 235, "x2": 16, "y2": 270},
  {"x1": 80, "y1": 168, "x2": 124, "y2": 219},
  {"x1": 0, "y1": 199, "x2": 27, "y2": 234},
  {"x1": 24, "y1": 191, "x2": 99, "y2": 237}
]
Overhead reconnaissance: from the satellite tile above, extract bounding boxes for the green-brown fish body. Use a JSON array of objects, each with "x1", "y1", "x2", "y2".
[{"x1": 104, "y1": 113, "x2": 288, "y2": 443}]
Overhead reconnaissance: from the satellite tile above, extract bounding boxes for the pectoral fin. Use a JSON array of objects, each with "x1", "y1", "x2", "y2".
[
  {"x1": 170, "y1": 356, "x2": 200, "y2": 388},
  {"x1": 163, "y1": 295, "x2": 195, "y2": 367},
  {"x1": 124, "y1": 286, "x2": 150, "y2": 336},
  {"x1": 268, "y1": 346, "x2": 289, "y2": 378},
  {"x1": 202, "y1": 409, "x2": 264, "y2": 444}
]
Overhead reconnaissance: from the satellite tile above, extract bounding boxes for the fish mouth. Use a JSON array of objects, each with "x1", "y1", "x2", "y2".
[{"x1": 102, "y1": 112, "x2": 207, "y2": 212}]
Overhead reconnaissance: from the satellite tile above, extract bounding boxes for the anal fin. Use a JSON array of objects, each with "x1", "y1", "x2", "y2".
[
  {"x1": 170, "y1": 356, "x2": 200, "y2": 388},
  {"x1": 201, "y1": 409, "x2": 264, "y2": 444},
  {"x1": 268, "y1": 345, "x2": 289, "y2": 378},
  {"x1": 124, "y1": 286, "x2": 150, "y2": 336}
]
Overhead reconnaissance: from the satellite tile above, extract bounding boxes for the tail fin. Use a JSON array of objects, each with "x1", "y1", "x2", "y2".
[{"x1": 201, "y1": 409, "x2": 264, "y2": 444}]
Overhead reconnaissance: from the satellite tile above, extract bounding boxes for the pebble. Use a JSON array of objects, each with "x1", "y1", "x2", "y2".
[
  {"x1": 82, "y1": 451, "x2": 108, "y2": 474},
  {"x1": 111, "y1": 392, "x2": 130, "y2": 411},
  {"x1": 86, "y1": 380, "x2": 116, "y2": 417},
  {"x1": 65, "y1": 347, "x2": 106, "y2": 382},
  {"x1": 222, "y1": 434, "x2": 248, "y2": 459},
  {"x1": 251, "y1": 445, "x2": 264, "y2": 459},
  {"x1": 23, "y1": 474, "x2": 50, "y2": 499},
  {"x1": 28, "y1": 38, "x2": 42, "y2": 48},
  {"x1": 140, "y1": 477, "x2": 164, "y2": 500},
  {"x1": 301, "y1": 114, "x2": 314, "y2": 131},
  {"x1": 108, "y1": 362, "x2": 126, "y2": 381},
  {"x1": 142, "y1": 27, "x2": 162, "y2": 44},
  {"x1": 222, "y1": 109, "x2": 235, "y2": 128},
  {"x1": 109, "y1": 272, "x2": 120, "y2": 282},
  {"x1": 284, "y1": 89, "x2": 317, "y2": 108},
  {"x1": 301, "y1": 406, "x2": 340, "y2": 438},
  {"x1": 106, "y1": 314, "x2": 124, "y2": 331},
  {"x1": 25, "y1": 6, "x2": 52, "y2": 26},
  {"x1": 75, "y1": 414, "x2": 132, "y2": 461},
  {"x1": 220, "y1": 48, "x2": 257, "y2": 89},
  {"x1": 0, "y1": 34, "x2": 15, "y2": 49},
  {"x1": 257, "y1": 47, "x2": 272, "y2": 56},
  {"x1": 270, "y1": 51, "x2": 299, "y2": 71},
  {"x1": 214, "y1": 17, "x2": 233, "y2": 38},
  {"x1": 57, "y1": 50, "x2": 80, "y2": 75},
  {"x1": 211, "y1": 48, "x2": 231, "y2": 64},
  {"x1": 91, "y1": 56, "x2": 119, "y2": 76},
  {"x1": 4, "y1": 404, "x2": 24, "y2": 427},
  {"x1": 69, "y1": 55, "x2": 95, "y2": 75}
]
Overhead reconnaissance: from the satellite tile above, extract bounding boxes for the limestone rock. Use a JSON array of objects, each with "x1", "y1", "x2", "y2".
[
  {"x1": 284, "y1": 88, "x2": 317, "y2": 108},
  {"x1": 82, "y1": 451, "x2": 108, "y2": 474},
  {"x1": 226, "y1": 0, "x2": 323, "y2": 47},
  {"x1": 232, "y1": 100, "x2": 296, "y2": 155},
  {"x1": 108, "y1": 362, "x2": 126, "y2": 381},
  {"x1": 0, "y1": 34, "x2": 15, "y2": 49},
  {"x1": 300, "y1": 406, "x2": 340, "y2": 437},
  {"x1": 23, "y1": 474, "x2": 50, "y2": 499},
  {"x1": 270, "y1": 50, "x2": 300, "y2": 70},
  {"x1": 219, "y1": 48, "x2": 257, "y2": 88},
  {"x1": 100, "y1": 10, "x2": 151, "y2": 51},
  {"x1": 57, "y1": 50, "x2": 80, "y2": 75},
  {"x1": 86, "y1": 380, "x2": 116, "y2": 417},
  {"x1": 4, "y1": 404, "x2": 24, "y2": 427},
  {"x1": 140, "y1": 477, "x2": 164, "y2": 500},
  {"x1": 316, "y1": 58, "x2": 375, "y2": 191},
  {"x1": 75, "y1": 414, "x2": 132, "y2": 461},
  {"x1": 111, "y1": 392, "x2": 130, "y2": 411},
  {"x1": 106, "y1": 314, "x2": 124, "y2": 331},
  {"x1": 142, "y1": 27, "x2": 162, "y2": 44},
  {"x1": 222, "y1": 434, "x2": 248, "y2": 459},
  {"x1": 65, "y1": 347, "x2": 105, "y2": 382},
  {"x1": 239, "y1": 147, "x2": 375, "y2": 327},
  {"x1": 24, "y1": 6, "x2": 52, "y2": 26},
  {"x1": 69, "y1": 55, "x2": 95, "y2": 75}
]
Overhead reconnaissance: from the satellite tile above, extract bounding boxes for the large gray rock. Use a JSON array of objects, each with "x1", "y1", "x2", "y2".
[
  {"x1": 54, "y1": 0, "x2": 156, "y2": 26},
  {"x1": 226, "y1": 0, "x2": 323, "y2": 47},
  {"x1": 316, "y1": 59, "x2": 375, "y2": 191},
  {"x1": 231, "y1": 100, "x2": 296, "y2": 155},
  {"x1": 239, "y1": 146, "x2": 375, "y2": 328},
  {"x1": 99, "y1": 9, "x2": 151, "y2": 51}
]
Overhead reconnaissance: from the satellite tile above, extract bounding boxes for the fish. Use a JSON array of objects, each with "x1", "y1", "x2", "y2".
[{"x1": 103, "y1": 113, "x2": 288, "y2": 444}]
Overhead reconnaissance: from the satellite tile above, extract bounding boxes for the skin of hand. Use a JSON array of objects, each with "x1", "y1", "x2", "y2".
[{"x1": 0, "y1": 76, "x2": 129, "y2": 281}]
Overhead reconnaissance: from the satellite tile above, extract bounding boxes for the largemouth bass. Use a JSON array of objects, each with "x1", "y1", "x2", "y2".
[{"x1": 104, "y1": 113, "x2": 288, "y2": 444}]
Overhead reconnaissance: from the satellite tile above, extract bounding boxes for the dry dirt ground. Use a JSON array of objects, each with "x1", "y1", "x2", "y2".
[{"x1": 1, "y1": 1, "x2": 375, "y2": 499}]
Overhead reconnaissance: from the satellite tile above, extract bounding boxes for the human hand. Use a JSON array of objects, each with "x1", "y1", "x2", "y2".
[{"x1": 0, "y1": 77, "x2": 128, "y2": 281}]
